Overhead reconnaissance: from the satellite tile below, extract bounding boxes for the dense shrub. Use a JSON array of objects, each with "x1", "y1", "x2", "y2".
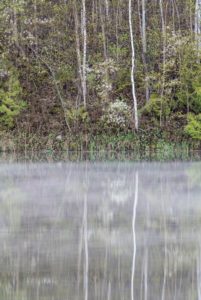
[
  {"x1": 0, "y1": 63, "x2": 26, "y2": 128},
  {"x1": 185, "y1": 114, "x2": 201, "y2": 140}
]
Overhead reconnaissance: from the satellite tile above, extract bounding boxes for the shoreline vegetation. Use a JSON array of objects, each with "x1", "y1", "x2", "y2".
[
  {"x1": 1, "y1": 1, "x2": 201, "y2": 155},
  {"x1": 0, "y1": 130, "x2": 200, "y2": 162}
]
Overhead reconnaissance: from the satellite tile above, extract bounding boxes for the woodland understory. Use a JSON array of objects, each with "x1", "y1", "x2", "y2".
[{"x1": 1, "y1": 0, "x2": 201, "y2": 151}]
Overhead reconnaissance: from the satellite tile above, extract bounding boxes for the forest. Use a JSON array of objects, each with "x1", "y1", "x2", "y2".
[{"x1": 0, "y1": 0, "x2": 201, "y2": 151}]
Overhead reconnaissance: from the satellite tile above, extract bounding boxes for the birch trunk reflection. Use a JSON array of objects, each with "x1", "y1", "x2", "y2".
[
  {"x1": 83, "y1": 193, "x2": 88, "y2": 300},
  {"x1": 131, "y1": 172, "x2": 138, "y2": 300},
  {"x1": 197, "y1": 243, "x2": 201, "y2": 300}
]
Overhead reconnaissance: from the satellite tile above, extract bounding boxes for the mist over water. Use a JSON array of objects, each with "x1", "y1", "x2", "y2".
[{"x1": 0, "y1": 162, "x2": 201, "y2": 300}]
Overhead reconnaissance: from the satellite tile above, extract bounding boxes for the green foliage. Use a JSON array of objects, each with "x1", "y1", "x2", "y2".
[
  {"x1": 177, "y1": 69, "x2": 201, "y2": 113},
  {"x1": 169, "y1": 35, "x2": 201, "y2": 113},
  {"x1": 56, "y1": 65, "x2": 75, "y2": 83},
  {"x1": 190, "y1": 82, "x2": 201, "y2": 113},
  {"x1": 66, "y1": 106, "x2": 89, "y2": 129},
  {"x1": 115, "y1": 66, "x2": 131, "y2": 94},
  {"x1": 150, "y1": 33, "x2": 201, "y2": 114},
  {"x1": 185, "y1": 114, "x2": 201, "y2": 140},
  {"x1": 141, "y1": 94, "x2": 170, "y2": 120},
  {"x1": 0, "y1": 63, "x2": 26, "y2": 128}
]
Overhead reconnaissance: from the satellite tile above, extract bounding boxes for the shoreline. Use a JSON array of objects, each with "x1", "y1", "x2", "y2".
[{"x1": 0, "y1": 131, "x2": 200, "y2": 161}]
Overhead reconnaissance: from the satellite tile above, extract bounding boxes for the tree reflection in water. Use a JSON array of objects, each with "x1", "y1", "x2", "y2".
[{"x1": 0, "y1": 162, "x2": 200, "y2": 300}]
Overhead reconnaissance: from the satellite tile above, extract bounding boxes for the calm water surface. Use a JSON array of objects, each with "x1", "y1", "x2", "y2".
[{"x1": 0, "y1": 162, "x2": 201, "y2": 300}]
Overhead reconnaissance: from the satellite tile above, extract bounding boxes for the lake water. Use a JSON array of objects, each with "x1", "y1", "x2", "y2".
[{"x1": 0, "y1": 161, "x2": 201, "y2": 300}]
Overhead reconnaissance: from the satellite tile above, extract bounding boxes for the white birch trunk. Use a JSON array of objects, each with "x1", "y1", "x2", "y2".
[
  {"x1": 141, "y1": 0, "x2": 146, "y2": 55},
  {"x1": 82, "y1": 0, "x2": 87, "y2": 108},
  {"x1": 159, "y1": 0, "x2": 166, "y2": 127},
  {"x1": 195, "y1": 0, "x2": 201, "y2": 51},
  {"x1": 105, "y1": 0, "x2": 109, "y2": 18},
  {"x1": 73, "y1": 1, "x2": 84, "y2": 104},
  {"x1": 128, "y1": 0, "x2": 139, "y2": 131}
]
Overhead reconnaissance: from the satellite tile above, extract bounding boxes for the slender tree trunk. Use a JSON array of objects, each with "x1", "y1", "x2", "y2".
[
  {"x1": 128, "y1": 0, "x2": 139, "y2": 131},
  {"x1": 115, "y1": 1, "x2": 120, "y2": 62},
  {"x1": 12, "y1": 0, "x2": 26, "y2": 58},
  {"x1": 33, "y1": 0, "x2": 38, "y2": 54},
  {"x1": 159, "y1": 0, "x2": 166, "y2": 127},
  {"x1": 173, "y1": 0, "x2": 181, "y2": 33},
  {"x1": 92, "y1": 0, "x2": 97, "y2": 34},
  {"x1": 138, "y1": 0, "x2": 149, "y2": 102},
  {"x1": 73, "y1": 1, "x2": 83, "y2": 104},
  {"x1": 82, "y1": 0, "x2": 87, "y2": 108},
  {"x1": 73, "y1": 0, "x2": 87, "y2": 107},
  {"x1": 189, "y1": 0, "x2": 193, "y2": 34},
  {"x1": 142, "y1": 0, "x2": 149, "y2": 102},
  {"x1": 195, "y1": 0, "x2": 201, "y2": 51},
  {"x1": 12, "y1": 0, "x2": 19, "y2": 48},
  {"x1": 99, "y1": 0, "x2": 107, "y2": 60},
  {"x1": 105, "y1": 0, "x2": 109, "y2": 19},
  {"x1": 171, "y1": 0, "x2": 175, "y2": 33}
]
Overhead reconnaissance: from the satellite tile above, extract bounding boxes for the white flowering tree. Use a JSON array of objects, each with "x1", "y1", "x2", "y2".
[{"x1": 101, "y1": 99, "x2": 132, "y2": 130}]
